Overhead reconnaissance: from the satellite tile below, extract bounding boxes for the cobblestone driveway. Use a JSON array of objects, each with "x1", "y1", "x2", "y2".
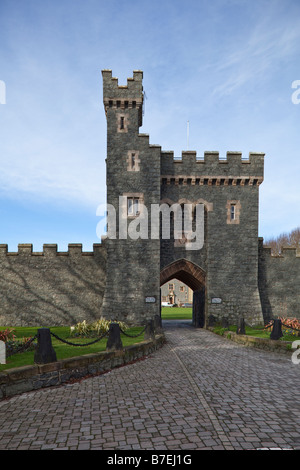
[{"x1": 0, "y1": 321, "x2": 300, "y2": 450}]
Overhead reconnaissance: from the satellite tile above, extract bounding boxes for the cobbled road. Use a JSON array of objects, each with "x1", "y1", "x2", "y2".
[{"x1": 0, "y1": 321, "x2": 300, "y2": 451}]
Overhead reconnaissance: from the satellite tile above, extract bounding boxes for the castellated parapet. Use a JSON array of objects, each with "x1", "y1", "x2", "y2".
[
  {"x1": 0, "y1": 243, "x2": 104, "y2": 256},
  {"x1": 102, "y1": 69, "x2": 144, "y2": 127},
  {"x1": 161, "y1": 151, "x2": 264, "y2": 186}
]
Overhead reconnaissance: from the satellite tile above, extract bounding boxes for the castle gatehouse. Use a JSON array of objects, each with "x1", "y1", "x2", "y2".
[{"x1": 0, "y1": 70, "x2": 299, "y2": 327}]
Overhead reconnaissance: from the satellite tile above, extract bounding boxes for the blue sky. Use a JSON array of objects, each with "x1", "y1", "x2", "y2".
[{"x1": 0, "y1": 0, "x2": 299, "y2": 251}]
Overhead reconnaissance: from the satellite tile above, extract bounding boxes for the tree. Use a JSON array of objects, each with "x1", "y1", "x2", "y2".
[{"x1": 264, "y1": 227, "x2": 300, "y2": 255}]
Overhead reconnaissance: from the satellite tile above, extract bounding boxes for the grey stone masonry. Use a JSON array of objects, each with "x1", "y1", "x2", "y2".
[
  {"x1": 0, "y1": 243, "x2": 106, "y2": 326},
  {"x1": 258, "y1": 238, "x2": 300, "y2": 321},
  {"x1": 101, "y1": 69, "x2": 265, "y2": 326},
  {"x1": 101, "y1": 70, "x2": 161, "y2": 324}
]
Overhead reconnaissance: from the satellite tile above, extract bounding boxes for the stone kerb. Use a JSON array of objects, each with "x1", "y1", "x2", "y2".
[
  {"x1": 0, "y1": 333, "x2": 165, "y2": 399},
  {"x1": 208, "y1": 327, "x2": 293, "y2": 355}
]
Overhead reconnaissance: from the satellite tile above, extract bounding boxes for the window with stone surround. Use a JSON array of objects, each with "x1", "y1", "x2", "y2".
[
  {"x1": 226, "y1": 200, "x2": 241, "y2": 224},
  {"x1": 117, "y1": 113, "x2": 129, "y2": 133},
  {"x1": 127, "y1": 197, "x2": 140, "y2": 217},
  {"x1": 127, "y1": 151, "x2": 140, "y2": 171},
  {"x1": 123, "y1": 193, "x2": 144, "y2": 218}
]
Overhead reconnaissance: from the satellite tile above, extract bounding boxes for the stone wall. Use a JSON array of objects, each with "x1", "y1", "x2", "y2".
[
  {"x1": 0, "y1": 243, "x2": 106, "y2": 326},
  {"x1": 258, "y1": 238, "x2": 300, "y2": 322}
]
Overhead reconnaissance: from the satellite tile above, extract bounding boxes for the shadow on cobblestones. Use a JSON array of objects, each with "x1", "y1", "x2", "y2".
[{"x1": 0, "y1": 323, "x2": 299, "y2": 451}]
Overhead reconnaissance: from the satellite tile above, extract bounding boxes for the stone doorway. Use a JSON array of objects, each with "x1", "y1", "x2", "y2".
[{"x1": 160, "y1": 259, "x2": 206, "y2": 328}]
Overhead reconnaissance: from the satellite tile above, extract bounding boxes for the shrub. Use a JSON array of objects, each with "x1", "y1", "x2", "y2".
[
  {"x1": 70, "y1": 317, "x2": 128, "y2": 337},
  {"x1": 0, "y1": 328, "x2": 16, "y2": 342},
  {"x1": 280, "y1": 317, "x2": 300, "y2": 337},
  {"x1": 265, "y1": 317, "x2": 300, "y2": 338},
  {"x1": 6, "y1": 336, "x2": 36, "y2": 356}
]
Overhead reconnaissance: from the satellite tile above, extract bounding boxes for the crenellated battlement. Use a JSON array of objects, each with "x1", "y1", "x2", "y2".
[
  {"x1": 161, "y1": 150, "x2": 264, "y2": 184},
  {"x1": 102, "y1": 70, "x2": 143, "y2": 107},
  {"x1": 262, "y1": 246, "x2": 300, "y2": 258},
  {"x1": 259, "y1": 238, "x2": 300, "y2": 258},
  {"x1": 0, "y1": 243, "x2": 104, "y2": 257},
  {"x1": 102, "y1": 69, "x2": 144, "y2": 128}
]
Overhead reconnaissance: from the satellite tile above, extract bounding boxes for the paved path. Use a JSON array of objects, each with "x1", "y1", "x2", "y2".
[{"x1": 0, "y1": 321, "x2": 300, "y2": 451}]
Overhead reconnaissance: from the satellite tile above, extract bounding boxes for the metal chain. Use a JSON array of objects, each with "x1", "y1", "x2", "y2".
[
  {"x1": 264, "y1": 319, "x2": 300, "y2": 333},
  {"x1": 119, "y1": 326, "x2": 147, "y2": 338},
  {"x1": 50, "y1": 331, "x2": 109, "y2": 346},
  {"x1": 6, "y1": 334, "x2": 37, "y2": 357}
]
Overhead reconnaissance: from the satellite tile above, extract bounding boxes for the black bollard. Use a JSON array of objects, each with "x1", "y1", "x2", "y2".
[
  {"x1": 236, "y1": 316, "x2": 246, "y2": 335},
  {"x1": 270, "y1": 319, "x2": 283, "y2": 340},
  {"x1": 34, "y1": 328, "x2": 57, "y2": 364},
  {"x1": 144, "y1": 319, "x2": 155, "y2": 340},
  {"x1": 106, "y1": 323, "x2": 123, "y2": 351}
]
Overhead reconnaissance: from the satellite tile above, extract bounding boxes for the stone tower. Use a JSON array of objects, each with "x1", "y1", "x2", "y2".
[
  {"x1": 101, "y1": 70, "x2": 162, "y2": 324},
  {"x1": 101, "y1": 70, "x2": 265, "y2": 326}
]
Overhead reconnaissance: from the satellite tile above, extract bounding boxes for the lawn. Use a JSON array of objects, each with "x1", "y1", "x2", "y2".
[
  {"x1": 161, "y1": 307, "x2": 192, "y2": 320},
  {"x1": 0, "y1": 325, "x2": 146, "y2": 371},
  {"x1": 212, "y1": 324, "x2": 298, "y2": 342}
]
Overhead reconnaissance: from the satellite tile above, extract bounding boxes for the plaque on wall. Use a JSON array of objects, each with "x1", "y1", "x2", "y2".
[
  {"x1": 211, "y1": 298, "x2": 222, "y2": 304},
  {"x1": 145, "y1": 297, "x2": 156, "y2": 303}
]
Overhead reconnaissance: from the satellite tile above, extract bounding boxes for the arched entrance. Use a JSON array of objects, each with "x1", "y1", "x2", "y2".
[{"x1": 160, "y1": 259, "x2": 206, "y2": 327}]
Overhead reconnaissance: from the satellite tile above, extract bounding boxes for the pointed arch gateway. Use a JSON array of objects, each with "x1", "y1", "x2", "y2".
[{"x1": 160, "y1": 259, "x2": 206, "y2": 327}]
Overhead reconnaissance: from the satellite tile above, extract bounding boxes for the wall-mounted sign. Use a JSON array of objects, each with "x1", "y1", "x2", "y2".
[
  {"x1": 145, "y1": 296, "x2": 156, "y2": 303},
  {"x1": 211, "y1": 298, "x2": 222, "y2": 304}
]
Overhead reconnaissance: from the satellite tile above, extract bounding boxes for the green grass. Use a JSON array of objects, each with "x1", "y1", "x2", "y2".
[
  {"x1": 0, "y1": 325, "x2": 146, "y2": 371},
  {"x1": 212, "y1": 324, "x2": 298, "y2": 342},
  {"x1": 161, "y1": 307, "x2": 192, "y2": 320}
]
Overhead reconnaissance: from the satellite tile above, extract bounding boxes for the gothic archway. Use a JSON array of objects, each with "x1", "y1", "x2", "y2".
[{"x1": 160, "y1": 259, "x2": 206, "y2": 327}]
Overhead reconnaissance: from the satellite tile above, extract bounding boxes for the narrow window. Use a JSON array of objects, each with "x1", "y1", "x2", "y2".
[
  {"x1": 127, "y1": 150, "x2": 140, "y2": 171},
  {"x1": 230, "y1": 204, "x2": 236, "y2": 221},
  {"x1": 127, "y1": 197, "x2": 140, "y2": 216},
  {"x1": 131, "y1": 153, "x2": 135, "y2": 169},
  {"x1": 227, "y1": 200, "x2": 241, "y2": 224},
  {"x1": 120, "y1": 116, "x2": 124, "y2": 130}
]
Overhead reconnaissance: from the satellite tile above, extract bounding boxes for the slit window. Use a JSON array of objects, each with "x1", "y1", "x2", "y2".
[
  {"x1": 131, "y1": 153, "x2": 136, "y2": 169},
  {"x1": 230, "y1": 204, "x2": 236, "y2": 221},
  {"x1": 227, "y1": 200, "x2": 241, "y2": 224}
]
